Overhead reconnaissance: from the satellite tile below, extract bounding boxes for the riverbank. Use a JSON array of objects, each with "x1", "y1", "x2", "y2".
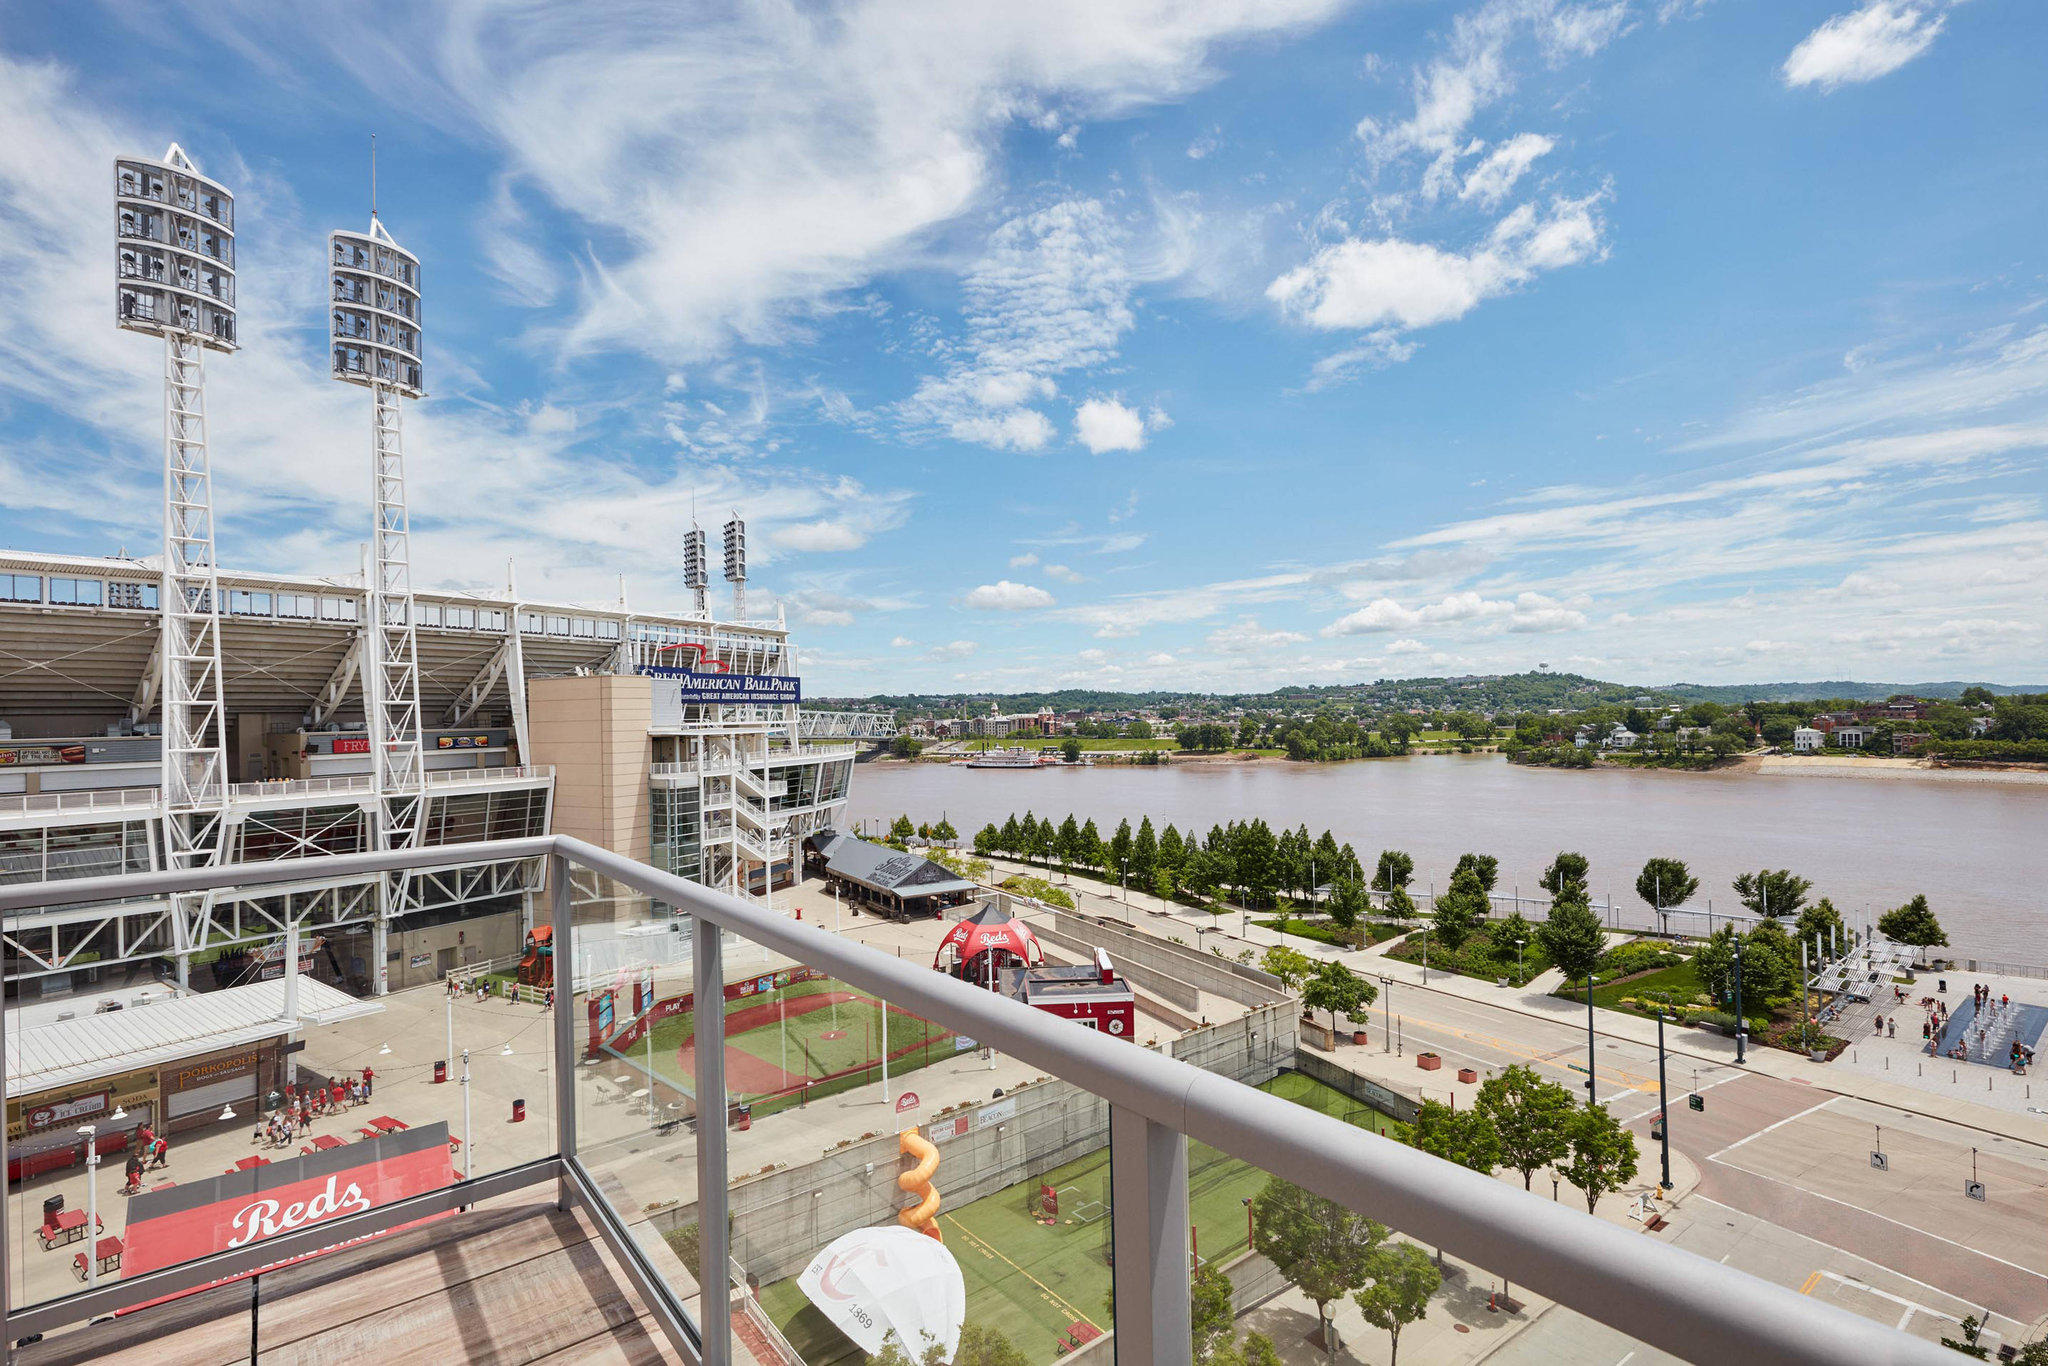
[{"x1": 1745, "y1": 754, "x2": 2048, "y2": 785}]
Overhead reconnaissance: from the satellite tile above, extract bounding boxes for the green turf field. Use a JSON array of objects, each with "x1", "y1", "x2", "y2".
[
  {"x1": 630, "y1": 976, "x2": 960, "y2": 1116},
  {"x1": 754, "y1": 1071, "x2": 1407, "y2": 1366}
]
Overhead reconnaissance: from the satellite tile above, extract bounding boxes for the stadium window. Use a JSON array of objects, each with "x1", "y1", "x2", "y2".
[
  {"x1": 107, "y1": 581, "x2": 157, "y2": 611},
  {"x1": 0, "y1": 574, "x2": 43, "y2": 603},
  {"x1": 546, "y1": 615, "x2": 570, "y2": 636},
  {"x1": 571, "y1": 617, "x2": 595, "y2": 638},
  {"x1": 598, "y1": 619, "x2": 621, "y2": 640},
  {"x1": 320, "y1": 596, "x2": 359, "y2": 622},
  {"x1": 519, "y1": 611, "x2": 544, "y2": 634},
  {"x1": 48, "y1": 578, "x2": 104, "y2": 606},
  {"x1": 416, "y1": 603, "x2": 443, "y2": 627},
  {"x1": 276, "y1": 593, "x2": 317, "y2": 619},
  {"x1": 446, "y1": 606, "x2": 476, "y2": 629},
  {"x1": 479, "y1": 609, "x2": 506, "y2": 631},
  {"x1": 227, "y1": 590, "x2": 272, "y2": 616}
]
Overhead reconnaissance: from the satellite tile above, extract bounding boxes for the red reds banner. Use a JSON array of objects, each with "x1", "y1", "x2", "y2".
[{"x1": 118, "y1": 1122, "x2": 456, "y2": 1309}]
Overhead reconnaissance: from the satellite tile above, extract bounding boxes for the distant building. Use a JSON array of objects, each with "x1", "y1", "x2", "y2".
[
  {"x1": 1829, "y1": 724, "x2": 1876, "y2": 750},
  {"x1": 1792, "y1": 726, "x2": 1824, "y2": 753},
  {"x1": 1603, "y1": 727, "x2": 1640, "y2": 750},
  {"x1": 1969, "y1": 716, "x2": 1993, "y2": 736}
]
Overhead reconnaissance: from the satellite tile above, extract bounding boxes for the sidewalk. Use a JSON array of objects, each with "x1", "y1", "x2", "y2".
[{"x1": 980, "y1": 857, "x2": 2048, "y2": 1148}]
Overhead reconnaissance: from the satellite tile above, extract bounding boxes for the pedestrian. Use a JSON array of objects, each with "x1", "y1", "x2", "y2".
[
  {"x1": 1887, "y1": 1018, "x2": 1895, "y2": 1039},
  {"x1": 330, "y1": 1081, "x2": 345, "y2": 1111},
  {"x1": 2001, "y1": 993, "x2": 2009, "y2": 1010},
  {"x1": 150, "y1": 1135, "x2": 169, "y2": 1169},
  {"x1": 361, "y1": 1064, "x2": 375, "y2": 1099}
]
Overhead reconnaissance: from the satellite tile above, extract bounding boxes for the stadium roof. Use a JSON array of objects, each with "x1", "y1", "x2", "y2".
[{"x1": 6, "y1": 977, "x2": 382, "y2": 1094}]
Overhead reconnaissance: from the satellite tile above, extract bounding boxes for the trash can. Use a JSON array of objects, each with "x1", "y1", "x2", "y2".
[
  {"x1": 433, "y1": 1060, "x2": 447, "y2": 1084},
  {"x1": 42, "y1": 1194, "x2": 64, "y2": 1224},
  {"x1": 511, "y1": 1098, "x2": 526, "y2": 1123},
  {"x1": 1938, "y1": 978, "x2": 1947, "y2": 994}
]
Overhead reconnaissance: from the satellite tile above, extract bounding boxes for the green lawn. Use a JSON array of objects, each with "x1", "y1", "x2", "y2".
[
  {"x1": 753, "y1": 1072, "x2": 1405, "y2": 1366},
  {"x1": 1255, "y1": 916, "x2": 1407, "y2": 948},
  {"x1": 1385, "y1": 931, "x2": 1552, "y2": 986},
  {"x1": 1556, "y1": 958, "x2": 1771, "y2": 1033}
]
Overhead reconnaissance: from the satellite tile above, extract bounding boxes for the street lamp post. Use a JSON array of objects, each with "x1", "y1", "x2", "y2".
[
  {"x1": 1378, "y1": 976, "x2": 1393, "y2": 1054},
  {"x1": 1585, "y1": 971, "x2": 1597, "y2": 1104},
  {"x1": 1655, "y1": 1013, "x2": 1672, "y2": 1192},
  {"x1": 460, "y1": 1048, "x2": 474, "y2": 1181},
  {"x1": 1733, "y1": 941, "x2": 1747, "y2": 1064},
  {"x1": 76, "y1": 1124, "x2": 101, "y2": 1287},
  {"x1": 1515, "y1": 937, "x2": 1526, "y2": 987}
]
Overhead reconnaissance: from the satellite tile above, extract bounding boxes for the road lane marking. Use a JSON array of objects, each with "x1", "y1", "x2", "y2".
[
  {"x1": 1799, "y1": 1271, "x2": 1821, "y2": 1295},
  {"x1": 1609, "y1": 1071, "x2": 1750, "y2": 1125},
  {"x1": 1704, "y1": 1099, "x2": 1835, "y2": 1160},
  {"x1": 1399, "y1": 1012, "x2": 1660, "y2": 1092},
  {"x1": 1704, "y1": 1159, "x2": 2048, "y2": 1285}
]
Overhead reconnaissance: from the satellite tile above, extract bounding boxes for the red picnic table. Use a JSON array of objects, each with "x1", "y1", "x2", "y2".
[
  {"x1": 228, "y1": 1155, "x2": 271, "y2": 1174},
  {"x1": 301, "y1": 1134, "x2": 348, "y2": 1154},
  {"x1": 38, "y1": 1208, "x2": 101, "y2": 1249},
  {"x1": 368, "y1": 1116, "x2": 408, "y2": 1134},
  {"x1": 73, "y1": 1236, "x2": 122, "y2": 1280}
]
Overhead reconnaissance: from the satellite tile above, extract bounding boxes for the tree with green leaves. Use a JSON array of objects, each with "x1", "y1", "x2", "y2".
[
  {"x1": 1535, "y1": 893, "x2": 1606, "y2": 984},
  {"x1": 973, "y1": 823, "x2": 999, "y2": 857},
  {"x1": 1474, "y1": 1064, "x2": 1575, "y2": 1190},
  {"x1": 1410, "y1": 1100, "x2": 1500, "y2": 1183},
  {"x1": 1079, "y1": 817, "x2": 1103, "y2": 870},
  {"x1": 1372, "y1": 849, "x2": 1415, "y2": 894},
  {"x1": 1634, "y1": 857, "x2": 1698, "y2": 936},
  {"x1": 889, "y1": 813, "x2": 916, "y2": 842},
  {"x1": 1158, "y1": 823, "x2": 1186, "y2": 874},
  {"x1": 1383, "y1": 885, "x2": 1417, "y2": 920},
  {"x1": 1249, "y1": 1177, "x2": 1386, "y2": 1351},
  {"x1": 931, "y1": 817, "x2": 956, "y2": 843},
  {"x1": 1132, "y1": 816, "x2": 1159, "y2": 884},
  {"x1": 1327, "y1": 878, "x2": 1369, "y2": 937},
  {"x1": 1878, "y1": 893, "x2": 1948, "y2": 947},
  {"x1": 1451, "y1": 852, "x2": 1499, "y2": 892},
  {"x1": 1794, "y1": 897, "x2": 1845, "y2": 958},
  {"x1": 1260, "y1": 944, "x2": 1316, "y2": 992},
  {"x1": 1732, "y1": 868, "x2": 1811, "y2": 919},
  {"x1": 1354, "y1": 1241, "x2": 1441, "y2": 1366},
  {"x1": 998, "y1": 814, "x2": 1021, "y2": 858},
  {"x1": 1560, "y1": 1103, "x2": 1638, "y2": 1214},
  {"x1": 1539, "y1": 851, "x2": 1590, "y2": 900},
  {"x1": 1109, "y1": 818, "x2": 1134, "y2": 878},
  {"x1": 1061, "y1": 737, "x2": 1082, "y2": 763},
  {"x1": 1487, "y1": 911, "x2": 1537, "y2": 979},
  {"x1": 1429, "y1": 865, "x2": 1488, "y2": 953},
  {"x1": 1302, "y1": 960, "x2": 1376, "y2": 1034},
  {"x1": 868, "y1": 1322, "x2": 1030, "y2": 1366}
]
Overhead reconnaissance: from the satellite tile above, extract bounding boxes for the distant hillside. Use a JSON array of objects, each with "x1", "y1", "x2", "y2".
[
  {"x1": 820, "y1": 671, "x2": 2040, "y2": 716},
  {"x1": 1656, "y1": 680, "x2": 2044, "y2": 705}
]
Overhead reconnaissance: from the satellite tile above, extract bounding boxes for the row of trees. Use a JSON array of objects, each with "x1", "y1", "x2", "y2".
[{"x1": 1249, "y1": 1179, "x2": 1440, "y2": 1365}]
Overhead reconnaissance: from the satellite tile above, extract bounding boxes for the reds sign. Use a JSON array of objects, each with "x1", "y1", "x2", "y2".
[{"x1": 118, "y1": 1122, "x2": 456, "y2": 1309}]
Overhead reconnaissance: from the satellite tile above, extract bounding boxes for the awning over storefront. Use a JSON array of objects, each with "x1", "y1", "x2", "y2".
[{"x1": 6, "y1": 977, "x2": 381, "y2": 1096}]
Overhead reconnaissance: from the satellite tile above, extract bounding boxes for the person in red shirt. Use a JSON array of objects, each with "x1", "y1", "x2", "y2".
[
  {"x1": 330, "y1": 1082, "x2": 345, "y2": 1111},
  {"x1": 360, "y1": 1065, "x2": 374, "y2": 1099}
]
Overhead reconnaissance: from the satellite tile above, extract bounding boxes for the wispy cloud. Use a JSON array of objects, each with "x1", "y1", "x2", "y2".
[{"x1": 1783, "y1": 1, "x2": 1952, "y2": 93}]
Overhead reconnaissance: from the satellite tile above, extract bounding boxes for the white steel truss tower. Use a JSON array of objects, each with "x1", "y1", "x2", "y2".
[
  {"x1": 116, "y1": 145, "x2": 239, "y2": 986},
  {"x1": 330, "y1": 215, "x2": 427, "y2": 994}
]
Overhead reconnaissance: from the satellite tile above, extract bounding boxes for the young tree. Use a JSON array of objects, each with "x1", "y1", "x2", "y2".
[
  {"x1": 1260, "y1": 945, "x2": 1316, "y2": 993},
  {"x1": 1539, "y1": 851, "x2": 1590, "y2": 900},
  {"x1": 1634, "y1": 857, "x2": 1698, "y2": 935},
  {"x1": 973, "y1": 823, "x2": 1000, "y2": 856},
  {"x1": 1249, "y1": 1178, "x2": 1385, "y2": 1351},
  {"x1": 1878, "y1": 894, "x2": 1948, "y2": 947},
  {"x1": 1079, "y1": 817, "x2": 1104, "y2": 869},
  {"x1": 1794, "y1": 897, "x2": 1845, "y2": 958},
  {"x1": 1474, "y1": 1064, "x2": 1574, "y2": 1189},
  {"x1": 1487, "y1": 910, "x2": 1537, "y2": 978},
  {"x1": 1731, "y1": 868, "x2": 1811, "y2": 919},
  {"x1": 1132, "y1": 816, "x2": 1159, "y2": 884},
  {"x1": 999, "y1": 814, "x2": 1021, "y2": 857},
  {"x1": 1354, "y1": 1241, "x2": 1441, "y2": 1366},
  {"x1": 1158, "y1": 823, "x2": 1186, "y2": 874},
  {"x1": 1372, "y1": 849, "x2": 1415, "y2": 893},
  {"x1": 1326, "y1": 878, "x2": 1369, "y2": 937},
  {"x1": 1061, "y1": 737, "x2": 1082, "y2": 764},
  {"x1": 1560, "y1": 1103, "x2": 1639, "y2": 1214},
  {"x1": 1429, "y1": 866, "x2": 1488, "y2": 953},
  {"x1": 1190, "y1": 1261, "x2": 1235, "y2": 1364},
  {"x1": 1451, "y1": 852, "x2": 1499, "y2": 893},
  {"x1": 1410, "y1": 1100, "x2": 1500, "y2": 1181},
  {"x1": 1535, "y1": 894, "x2": 1606, "y2": 984},
  {"x1": 889, "y1": 813, "x2": 917, "y2": 842},
  {"x1": 1302, "y1": 960, "x2": 1376, "y2": 1034}
]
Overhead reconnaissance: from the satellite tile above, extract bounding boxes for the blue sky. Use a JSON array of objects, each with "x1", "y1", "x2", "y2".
[{"x1": 1, "y1": 1, "x2": 2043, "y2": 695}]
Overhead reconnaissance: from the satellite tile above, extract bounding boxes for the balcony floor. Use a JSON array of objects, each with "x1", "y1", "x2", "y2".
[{"x1": 19, "y1": 1199, "x2": 687, "y2": 1366}]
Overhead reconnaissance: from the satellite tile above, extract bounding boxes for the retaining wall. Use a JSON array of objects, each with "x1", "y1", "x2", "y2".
[{"x1": 1033, "y1": 909, "x2": 1286, "y2": 1009}]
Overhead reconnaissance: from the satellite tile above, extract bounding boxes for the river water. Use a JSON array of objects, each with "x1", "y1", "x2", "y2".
[{"x1": 848, "y1": 757, "x2": 2048, "y2": 961}]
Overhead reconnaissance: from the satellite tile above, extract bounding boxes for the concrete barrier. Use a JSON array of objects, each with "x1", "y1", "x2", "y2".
[
  {"x1": 1034, "y1": 909, "x2": 1285, "y2": 1008},
  {"x1": 1030, "y1": 917, "x2": 1204, "y2": 1012}
]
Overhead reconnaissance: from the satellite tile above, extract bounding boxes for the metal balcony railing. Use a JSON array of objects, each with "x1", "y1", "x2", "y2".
[{"x1": 0, "y1": 836, "x2": 1952, "y2": 1365}]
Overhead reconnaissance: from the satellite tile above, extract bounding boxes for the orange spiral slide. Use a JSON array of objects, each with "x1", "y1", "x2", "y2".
[{"x1": 897, "y1": 1129, "x2": 942, "y2": 1241}]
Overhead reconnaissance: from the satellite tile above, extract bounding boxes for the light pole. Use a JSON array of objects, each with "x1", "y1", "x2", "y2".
[
  {"x1": 76, "y1": 1124, "x2": 101, "y2": 1288},
  {"x1": 1378, "y1": 976, "x2": 1393, "y2": 1054},
  {"x1": 1515, "y1": 937, "x2": 1526, "y2": 987},
  {"x1": 1655, "y1": 1013, "x2": 1672, "y2": 1192},
  {"x1": 1585, "y1": 971, "x2": 1597, "y2": 1104},
  {"x1": 1733, "y1": 941, "x2": 1747, "y2": 1065},
  {"x1": 460, "y1": 1048, "x2": 474, "y2": 1181}
]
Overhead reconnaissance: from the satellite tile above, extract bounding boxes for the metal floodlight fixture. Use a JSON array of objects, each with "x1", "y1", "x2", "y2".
[
  {"x1": 328, "y1": 218, "x2": 424, "y2": 397},
  {"x1": 219, "y1": 1104, "x2": 236, "y2": 1121},
  {"x1": 684, "y1": 526, "x2": 709, "y2": 591},
  {"x1": 76, "y1": 1122, "x2": 97, "y2": 1137},
  {"x1": 722, "y1": 513, "x2": 747, "y2": 583},
  {"x1": 109, "y1": 1104, "x2": 128, "y2": 1122},
  {"x1": 116, "y1": 144, "x2": 238, "y2": 350}
]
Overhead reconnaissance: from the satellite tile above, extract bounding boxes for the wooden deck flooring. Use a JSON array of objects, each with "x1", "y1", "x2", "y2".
[{"x1": 20, "y1": 1200, "x2": 687, "y2": 1366}]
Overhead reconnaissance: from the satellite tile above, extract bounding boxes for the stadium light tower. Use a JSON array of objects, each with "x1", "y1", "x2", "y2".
[
  {"x1": 116, "y1": 145, "x2": 236, "y2": 987},
  {"x1": 684, "y1": 522, "x2": 710, "y2": 616},
  {"x1": 330, "y1": 179, "x2": 426, "y2": 996},
  {"x1": 723, "y1": 513, "x2": 747, "y2": 620}
]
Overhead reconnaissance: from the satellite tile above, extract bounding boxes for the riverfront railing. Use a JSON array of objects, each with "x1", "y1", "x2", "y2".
[{"x1": 0, "y1": 836, "x2": 1955, "y2": 1364}]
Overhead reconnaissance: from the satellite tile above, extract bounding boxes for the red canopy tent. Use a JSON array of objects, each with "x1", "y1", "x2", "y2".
[{"x1": 934, "y1": 904, "x2": 1043, "y2": 981}]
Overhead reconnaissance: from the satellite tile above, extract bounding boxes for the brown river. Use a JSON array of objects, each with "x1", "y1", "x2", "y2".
[{"x1": 848, "y1": 756, "x2": 2048, "y2": 962}]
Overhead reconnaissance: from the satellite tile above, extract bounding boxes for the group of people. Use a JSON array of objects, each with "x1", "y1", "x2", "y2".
[
  {"x1": 447, "y1": 973, "x2": 553, "y2": 1010},
  {"x1": 118, "y1": 1123, "x2": 170, "y2": 1195},
  {"x1": 258, "y1": 1070, "x2": 375, "y2": 1148}
]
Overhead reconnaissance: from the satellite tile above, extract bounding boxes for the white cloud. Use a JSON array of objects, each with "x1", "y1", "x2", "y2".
[
  {"x1": 1074, "y1": 397, "x2": 1151, "y2": 453},
  {"x1": 1269, "y1": 193, "x2": 1605, "y2": 334},
  {"x1": 1783, "y1": 2, "x2": 1948, "y2": 93},
  {"x1": 1459, "y1": 132, "x2": 1554, "y2": 206},
  {"x1": 927, "y1": 639, "x2": 979, "y2": 661},
  {"x1": 890, "y1": 635, "x2": 917, "y2": 648},
  {"x1": 1206, "y1": 617, "x2": 1311, "y2": 653},
  {"x1": 774, "y1": 519, "x2": 869, "y2": 552},
  {"x1": 1322, "y1": 591, "x2": 1586, "y2": 635},
  {"x1": 1385, "y1": 638, "x2": 1431, "y2": 655},
  {"x1": 1144, "y1": 652, "x2": 1178, "y2": 666},
  {"x1": 963, "y1": 580, "x2": 1056, "y2": 610},
  {"x1": 1009, "y1": 551, "x2": 1041, "y2": 569},
  {"x1": 1046, "y1": 564, "x2": 1086, "y2": 583},
  {"x1": 949, "y1": 408, "x2": 1057, "y2": 451}
]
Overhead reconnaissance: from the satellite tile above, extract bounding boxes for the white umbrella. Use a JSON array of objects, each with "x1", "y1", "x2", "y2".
[{"x1": 798, "y1": 1225, "x2": 966, "y2": 1362}]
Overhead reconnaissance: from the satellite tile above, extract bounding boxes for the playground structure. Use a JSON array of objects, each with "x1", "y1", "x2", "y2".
[
  {"x1": 898, "y1": 1129, "x2": 942, "y2": 1241},
  {"x1": 516, "y1": 925, "x2": 554, "y2": 988},
  {"x1": 934, "y1": 903, "x2": 1042, "y2": 982}
]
